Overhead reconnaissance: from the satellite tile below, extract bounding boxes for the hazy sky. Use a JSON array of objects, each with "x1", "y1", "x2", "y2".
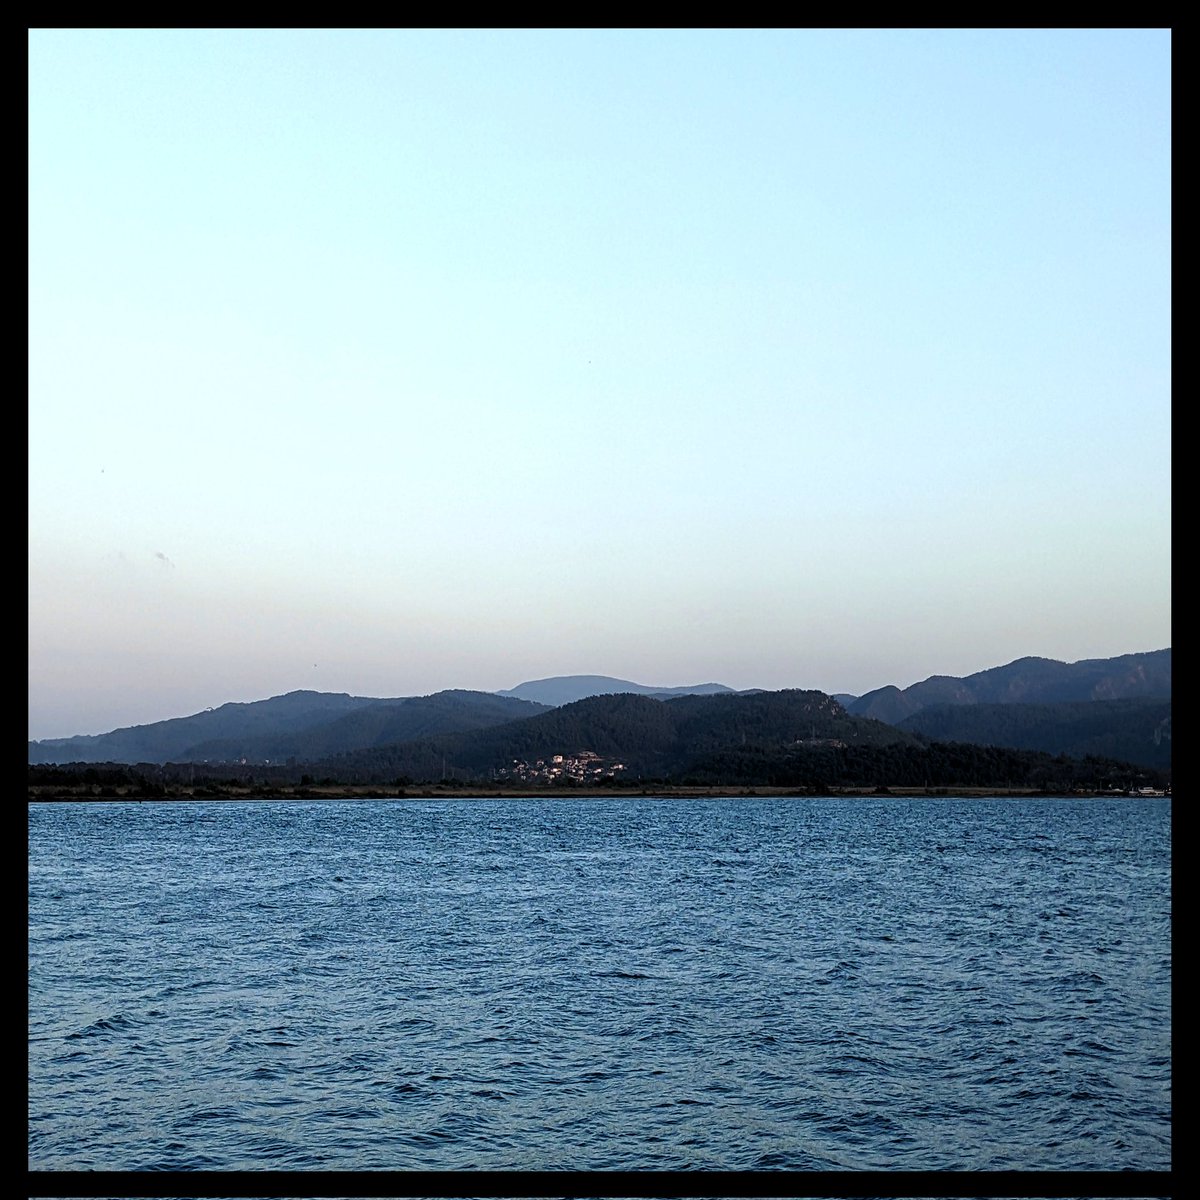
[{"x1": 28, "y1": 28, "x2": 1171, "y2": 740}]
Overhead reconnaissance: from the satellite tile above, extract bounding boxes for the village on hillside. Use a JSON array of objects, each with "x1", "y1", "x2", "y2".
[{"x1": 498, "y1": 750, "x2": 627, "y2": 784}]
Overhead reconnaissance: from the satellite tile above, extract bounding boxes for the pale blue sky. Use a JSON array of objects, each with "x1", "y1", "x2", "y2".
[{"x1": 28, "y1": 28, "x2": 1171, "y2": 740}]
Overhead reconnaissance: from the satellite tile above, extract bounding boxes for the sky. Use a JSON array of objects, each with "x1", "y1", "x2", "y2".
[{"x1": 28, "y1": 28, "x2": 1171, "y2": 741}]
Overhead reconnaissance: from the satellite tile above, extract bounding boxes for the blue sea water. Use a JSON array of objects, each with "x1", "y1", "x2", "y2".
[{"x1": 28, "y1": 795, "x2": 1170, "y2": 1171}]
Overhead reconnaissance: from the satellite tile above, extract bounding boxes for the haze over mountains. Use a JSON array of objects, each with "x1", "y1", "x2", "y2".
[{"x1": 28, "y1": 650, "x2": 1170, "y2": 774}]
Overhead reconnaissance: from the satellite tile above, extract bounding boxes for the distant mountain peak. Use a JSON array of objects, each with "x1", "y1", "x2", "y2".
[{"x1": 497, "y1": 675, "x2": 735, "y2": 707}]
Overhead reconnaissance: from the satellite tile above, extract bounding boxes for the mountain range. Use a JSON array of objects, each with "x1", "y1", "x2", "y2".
[
  {"x1": 844, "y1": 650, "x2": 1171, "y2": 721},
  {"x1": 28, "y1": 649, "x2": 1170, "y2": 774}
]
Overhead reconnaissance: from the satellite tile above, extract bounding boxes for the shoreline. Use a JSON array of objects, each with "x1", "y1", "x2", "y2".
[{"x1": 27, "y1": 784, "x2": 1160, "y2": 802}]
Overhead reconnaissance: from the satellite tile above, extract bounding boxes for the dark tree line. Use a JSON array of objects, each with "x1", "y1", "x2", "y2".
[
  {"x1": 674, "y1": 740, "x2": 1166, "y2": 791},
  {"x1": 29, "y1": 737, "x2": 1168, "y2": 796}
]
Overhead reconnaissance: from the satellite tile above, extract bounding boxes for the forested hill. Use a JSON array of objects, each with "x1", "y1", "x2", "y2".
[
  {"x1": 28, "y1": 690, "x2": 549, "y2": 765},
  {"x1": 29, "y1": 685, "x2": 1170, "y2": 793},
  {"x1": 301, "y1": 688, "x2": 1167, "y2": 790},
  {"x1": 28, "y1": 690, "x2": 384, "y2": 764},
  {"x1": 178, "y1": 690, "x2": 551, "y2": 764},
  {"x1": 847, "y1": 649, "x2": 1170, "y2": 724},
  {"x1": 30, "y1": 649, "x2": 1169, "y2": 768},
  {"x1": 896, "y1": 698, "x2": 1171, "y2": 770},
  {"x1": 317, "y1": 689, "x2": 923, "y2": 782}
]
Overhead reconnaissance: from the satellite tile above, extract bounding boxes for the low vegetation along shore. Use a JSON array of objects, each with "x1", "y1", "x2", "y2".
[{"x1": 28, "y1": 781, "x2": 1162, "y2": 802}]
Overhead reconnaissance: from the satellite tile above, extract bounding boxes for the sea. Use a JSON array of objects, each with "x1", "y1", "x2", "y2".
[{"x1": 28, "y1": 794, "x2": 1171, "y2": 1172}]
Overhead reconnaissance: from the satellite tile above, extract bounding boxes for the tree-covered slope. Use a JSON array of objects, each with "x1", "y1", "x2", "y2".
[
  {"x1": 848, "y1": 649, "x2": 1170, "y2": 722},
  {"x1": 316, "y1": 689, "x2": 920, "y2": 782},
  {"x1": 27, "y1": 690, "x2": 389, "y2": 764},
  {"x1": 896, "y1": 698, "x2": 1171, "y2": 770},
  {"x1": 177, "y1": 690, "x2": 550, "y2": 763},
  {"x1": 28, "y1": 689, "x2": 548, "y2": 765}
]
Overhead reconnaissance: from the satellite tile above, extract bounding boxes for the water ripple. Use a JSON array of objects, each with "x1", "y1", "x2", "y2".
[{"x1": 29, "y1": 794, "x2": 1170, "y2": 1170}]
